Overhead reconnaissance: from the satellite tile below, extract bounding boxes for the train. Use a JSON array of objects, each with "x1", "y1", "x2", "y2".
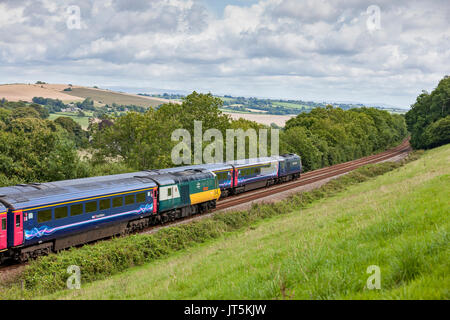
[{"x1": 0, "y1": 154, "x2": 301, "y2": 263}]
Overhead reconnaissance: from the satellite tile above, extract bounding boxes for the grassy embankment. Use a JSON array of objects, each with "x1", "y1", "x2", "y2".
[{"x1": 1, "y1": 145, "x2": 448, "y2": 299}]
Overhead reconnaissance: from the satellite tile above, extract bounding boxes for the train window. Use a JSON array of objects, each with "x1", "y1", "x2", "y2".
[
  {"x1": 1, "y1": 218, "x2": 5, "y2": 230},
  {"x1": 16, "y1": 214, "x2": 20, "y2": 227},
  {"x1": 113, "y1": 197, "x2": 123, "y2": 208},
  {"x1": 167, "y1": 187, "x2": 172, "y2": 197},
  {"x1": 125, "y1": 194, "x2": 135, "y2": 205},
  {"x1": 38, "y1": 209, "x2": 52, "y2": 223},
  {"x1": 136, "y1": 192, "x2": 146, "y2": 203},
  {"x1": 100, "y1": 199, "x2": 111, "y2": 211},
  {"x1": 85, "y1": 201, "x2": 97, "y2": 213},
  {"x1": 55, "y1": 207, "x2": 68, "y2": 220},
  {"x1": 71, "y1": 204, "x2": 83, "y2": 216}
]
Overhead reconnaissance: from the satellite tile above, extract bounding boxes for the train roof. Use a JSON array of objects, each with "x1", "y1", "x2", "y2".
[
  {"x1": 227, "y1": 156, "x2": 278, "y2": 167},
  {"x1": 147, "y1": 169, "x2": 215, "y2": 185},
  {"x1": 0, "y1": 171, "x2": 157, "y2": 211},
  {"x1": 157, "y1": 163, "x2": 233, "y2": 174},
  {"x1": 278, "y1": 153, "x2": 301, "y2": 160},
  {"x1": 0, "y1": 202, "x2": 6, "y2": 213}
]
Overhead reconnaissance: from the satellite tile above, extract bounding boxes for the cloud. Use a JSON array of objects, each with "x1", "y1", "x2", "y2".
[{"x1": 0, "y1": 0, "x2": 449, "y2": 107}]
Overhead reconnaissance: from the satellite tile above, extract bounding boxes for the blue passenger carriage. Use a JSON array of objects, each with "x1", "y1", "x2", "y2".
[{"x1": 0, "y1": 172, "x2": 157, "y2": 261}]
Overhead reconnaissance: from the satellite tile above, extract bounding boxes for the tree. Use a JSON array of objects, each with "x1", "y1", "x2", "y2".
[
  {"x1": 54, "y1": 116, "x2": 89, "y2": 148},
  {"x1": 405, "y1": 76, "x2": 450, "y2": 149}
]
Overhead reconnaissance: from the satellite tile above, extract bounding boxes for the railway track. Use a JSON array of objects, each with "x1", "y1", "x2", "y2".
[
  {"x1": 0, "y1": 139, "x2": 411, "y2": 274},
  {"x1": 216, "y1": 138, "x2": 411, "y2": 210}
]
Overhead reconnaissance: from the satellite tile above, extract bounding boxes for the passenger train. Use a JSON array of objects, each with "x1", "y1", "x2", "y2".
[{"x1": 0, "y1": 154, "x2": 301, "y2": 263}]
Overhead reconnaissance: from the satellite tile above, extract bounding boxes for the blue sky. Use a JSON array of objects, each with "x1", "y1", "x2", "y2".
[
  {"x1": 201, "y1": 0, "x2": 259, "y2": 17},
  {"x1": 0, "y1": 0, "x2": 449, "y2": 108}
]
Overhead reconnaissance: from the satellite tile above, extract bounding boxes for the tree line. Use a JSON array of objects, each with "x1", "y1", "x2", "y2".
[
  {"x1": 405, "y1": 76, "x2": 450, "y2": 149},
  {"x1": 0, "y1": 92, "x2": 408, "y2": 187}
]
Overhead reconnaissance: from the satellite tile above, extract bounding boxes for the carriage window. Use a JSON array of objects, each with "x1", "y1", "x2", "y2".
[
  {"x1": 113, "y1": 197, "x2": 123, "y2": 208},
  {"x1": 38, "y1": 209, "x2": 52, "y2": 223},
  {"x1": 85, "y1": 201, "x2": 97, "y2": 213},
  {"x1": 1, "y1": 218, "x2": 6, "y2": 230},
  {"x1": 71, "y1": 203, "x2": 83, "y2": 216},
  {"x1": 167, "y1": 187, "x2": 172, "y2": 197},
  {"x1": 125, "y1": 194, "x2": 135, "y2": 205},
  {"x1": 100, "y1": 199, "x2": 111, "y2": 210},
  {"x1": 136, "y1": 192, "x2": 146, "y2": 203},
  {"x1": 16, "y1": 214, "x2": 21, "y2": 227},
  {"x1": 55, "y1": 206, "x2": 68, "y2": 220}
]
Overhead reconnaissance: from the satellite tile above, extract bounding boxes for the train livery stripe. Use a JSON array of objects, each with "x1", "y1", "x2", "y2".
[
  {"x1": 24, "y1": 203, "x2": 154, "y2": 240},
  {"x1": 0, "y1": 212, "x2": 6, "y2": 216},
  {"x1": 213, "y1": 169, "x2": 232, "y2": 174},
  {"x1": 190, "y1": 188, "x2": 221, "y2": 205},
  {"x1": 14, "y1": 187, "x2": 156, "y2": 213}
]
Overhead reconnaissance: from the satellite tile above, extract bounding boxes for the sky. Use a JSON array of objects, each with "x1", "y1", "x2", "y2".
[{"x1": 0, "y1": 0, "x2": 449, "y2": 108}]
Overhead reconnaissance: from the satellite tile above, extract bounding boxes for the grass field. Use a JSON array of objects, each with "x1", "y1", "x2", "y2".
[
  {"x1": 48, "y1": 112, "x2": 93, "y2": 129},
  {"x1": 65, "y1": 87, "x2": 166, "y2": 108},
  {"x1": 272, "y1": 101, "x2": 308, "y2": 110},
  {"x1": 36, "y1": 144, "x2": 449, "y2": 300}
]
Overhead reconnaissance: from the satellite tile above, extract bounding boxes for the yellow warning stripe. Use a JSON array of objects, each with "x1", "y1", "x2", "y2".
[{"x1": 190, "y1": 188, "x2": 221, "y2": 205}]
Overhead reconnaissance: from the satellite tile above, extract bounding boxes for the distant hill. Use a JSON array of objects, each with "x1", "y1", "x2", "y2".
[
  {"x1": 0, "y1": 83, "x2": 175, "y2": 108},
  {"x1": 0, "y1": 83, "x2": 84, "y2": 103}
]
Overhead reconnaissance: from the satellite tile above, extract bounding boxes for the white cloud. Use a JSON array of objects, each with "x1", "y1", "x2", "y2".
[{"x1": 0, "y1": 0, "x2": 449, "y2": 107}]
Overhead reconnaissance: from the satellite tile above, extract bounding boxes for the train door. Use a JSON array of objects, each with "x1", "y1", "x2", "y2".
[
  {"x1": 152, "y1": 189, "x2": 158, "y2": 214},
  {"x1": 0, "y1": 213, "x2": 6, "y2": 251},
  {"x1": 278, "y1": 159, "x2": 286, "y2": 177},
  {"x1": 13, "y1": 211, "x2": 23, "y2": 247},
  {"x1": 234, "y1": 168, "x2": 239, "y2": 187}
]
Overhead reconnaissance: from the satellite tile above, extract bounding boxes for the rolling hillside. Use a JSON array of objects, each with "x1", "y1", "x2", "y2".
[
  {"x1": 0, "y1": 84, "x2": 84, "y2": 103},
  {"x1": 63, "y1": 87, "x2": 172, "y2": 108},
  {"x1": 0, "y1": 83, "x2": 172, "y2": 107}
]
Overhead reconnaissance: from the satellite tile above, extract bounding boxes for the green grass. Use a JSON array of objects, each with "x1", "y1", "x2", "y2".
[
  {"x1": 1, "y1": 146, "x2": 448, "y2": 299},
  {"x1": 48, "y1": 112, "x2": 93, "y2": 129},
  {"x1": 272, "y1": 101, "x2": 309, "y2": 110}
]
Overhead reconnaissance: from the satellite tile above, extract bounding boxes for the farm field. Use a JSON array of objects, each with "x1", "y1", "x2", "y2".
[
  {"x1": 48, "y1": 111, "x2": 93, "y2": 129},
  {"x1": 272, "y1": 101, "x2": 309, "y2": 110},
  {"x1": 0, "y1": 84, "x2": 84, "y2": 103},
  {"x1": 223, "y1": 111, "x2": 295, "y2": 126},
  {"x1": 43, "y1": 144, "x2": 449, "y2": 300},
  {"x1": 63, "y1": 87, "x2": 169, "y2": 108}
]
